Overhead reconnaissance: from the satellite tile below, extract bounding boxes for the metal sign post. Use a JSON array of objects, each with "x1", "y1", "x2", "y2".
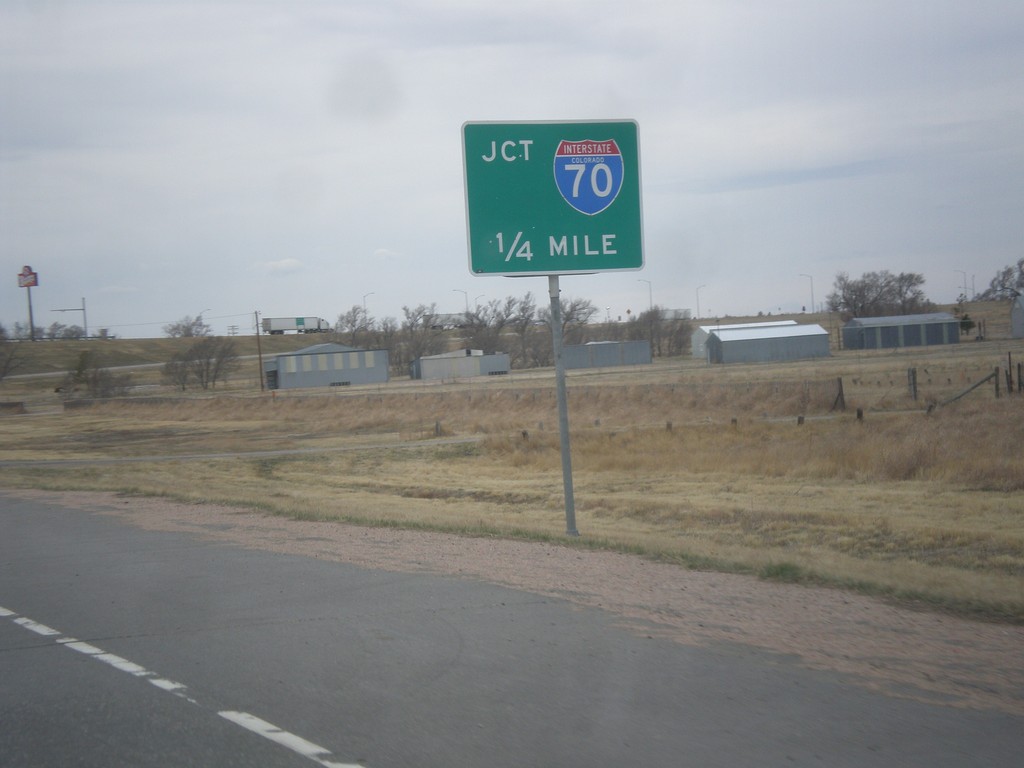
[
  {"x1": 462, "y1": 120, "x2": 644, "y2": 537},
  {"x1": 17, "y1": 266, "x2": 38, "y2": 341},
  {"x1": 548, "y1": 274, "x2": 578, "y2": 536}
]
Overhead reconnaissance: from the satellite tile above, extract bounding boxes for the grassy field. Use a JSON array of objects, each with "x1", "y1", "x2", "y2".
[{"x1": 2, "y1": 301, "x2": 1022, "y2": 622}]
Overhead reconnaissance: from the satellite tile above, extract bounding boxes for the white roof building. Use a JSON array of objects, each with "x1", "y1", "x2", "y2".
[
  {"x1": 705, "y1": 323, "x2": 830, "y2": 364},
  {"x1": 691, "y1": 320, "x2": 797, "y2": 357}
]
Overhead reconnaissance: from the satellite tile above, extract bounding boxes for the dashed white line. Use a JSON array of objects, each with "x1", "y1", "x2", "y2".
[
  {"x1": 148, "y1": 677, "x2": 189, "y2": 693},
  {"x1": 3, "y1": 607, "x2": 364, "y2": 767},
  {"x1": 13, "y1": 617, "x2": 61, "y2": 636},
  {"x1": 220, "y1": 711, "x2": 362, "y2": 768}
]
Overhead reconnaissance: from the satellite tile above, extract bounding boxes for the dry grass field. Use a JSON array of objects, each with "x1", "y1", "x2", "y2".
[{"x1": 2, "y1": 302, "x2": 1022, "y2": 622}]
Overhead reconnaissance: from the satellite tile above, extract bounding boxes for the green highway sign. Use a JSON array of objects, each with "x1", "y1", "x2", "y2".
[{"x1": 462, "y1": 120, "x2": 644, "y2": 276}]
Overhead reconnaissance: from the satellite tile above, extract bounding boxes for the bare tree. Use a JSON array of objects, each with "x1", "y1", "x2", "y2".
[
  {"x1": 12, "y1": 322, "x2": 42, "y2": 340},
  {"x1": 395, "y1": 304, "x2": 446, "y2": 373},
  {"x1": 164, "y1": 314, "x2": 212, "y2": 338},
  {"x1": 162, "y1": 337, "x2": 239, "y2": 390},
  {"x1": 0, "y1": 325, "x2": 25, "y2": 384},
  {"x1": 507, "y1": 292, "x2": 538, "y2": 368},
  {"x1": 188, "y1": 337, "x2": 239, "y2": 389},
  {"x1": 462, "y1": 297, "x2": 515, "y2": 353},
  {"x1": 336, "y1": 305, "x2": 372, "y2": 347},
  {"x1": 162, "y1": 356, "x2": 191, "y2": 391},
  {"x1": 372, "y1": 316, "x2": 399, "y2": 354},
  {"x1": 826, "y1": 271, "x2": 932, "y2": 318},
  {"x1": 977, "y1": 258, "x2": 1024, "y2": 300},
  {"x1": 538, "y1": 295, "x2": 598, "y2": 344},
  {"x1": 60, "y1": 351, "x2": 133, "y2": 399}
]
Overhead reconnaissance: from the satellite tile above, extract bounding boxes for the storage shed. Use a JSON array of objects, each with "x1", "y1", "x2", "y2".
[
  {"x1": 411, "y1": 349, "x2": 510, "y2": 380},
  {"x1": 264, "y1": 343, "x2": 389, "y2": 390},
  {"x1": 563, "y1": 340, "x2": 652, "y2": 369},
  {"x1": 1012, "y1": 296, "x2": 1024, "y2": 339},
  {"x1": 841, "y1": 313, "x2": 960, "y2": 350},
  {"x1": 705, "y1": 324, "x2": 830, "y2": 364},
  {"x1": 691, "y1": 320, "x2": 797, "y2": 358}
]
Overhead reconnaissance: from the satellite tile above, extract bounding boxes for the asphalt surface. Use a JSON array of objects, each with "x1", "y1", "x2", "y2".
[{"x1": 2, "y1": 493, "x2": 1021, "y2": 767}]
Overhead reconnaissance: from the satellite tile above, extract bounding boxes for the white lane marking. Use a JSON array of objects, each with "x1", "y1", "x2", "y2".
[
  {"x1": 4, "y1": 609, "x2": 364, "y2": 767},
  {"x1": 64, "y1": 639, "x2": 155, "y2": 678},
  {"x1": 148, "y1": 677, "x2": 187, "y2": 692},
  {"x1": 219, "y1": 711, "x2": 362, "y2": 768},
  {"x1": 95, "y1": 652, "x2": 151, "y2": 676},
  {"x1": 62, "y1": 639, "x2": 105, "y2": 655},
  {"x1": 13, "y1": 617, "x2": 60, "y2": 636}
]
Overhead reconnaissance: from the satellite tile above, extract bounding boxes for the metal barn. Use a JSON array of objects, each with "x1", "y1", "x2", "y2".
[
  {"x1": 691, "y1": 320, "x2": 797, "y2": 358},
  {"x1": 563, "y1": 340, "x2": 652, "y2": 369},
  {"x1": 1012, "y1": 296, "x2": 1024, "y2": 339},
  {"x1": 411, "y1": 349, "x2": 510, "y2": 380},
  {"x1": 841, "y1": 313, "x2": 960, "y2": 350},
  {"x1": 264, "y1": 343, "x2": 390, "y2": 390},
  {"x1": 705, "y1": 324, "x2": 830, "y2": 364}
]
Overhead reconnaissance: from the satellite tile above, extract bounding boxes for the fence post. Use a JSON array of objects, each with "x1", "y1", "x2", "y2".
[
  {"x1": 832, "y1": 377, "x2": 846, "y2": 411},
  {"x1": 994, "y1": 367, "x2": 1001, "y2": 399},
  {"x1": 908, "y1": 367, "x2": 918, "y2": 401}
]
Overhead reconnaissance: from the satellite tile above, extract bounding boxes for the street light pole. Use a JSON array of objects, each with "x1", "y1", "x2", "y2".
[
  {"x1": 696, "y1": 285, "x2": 706, "y2": 320},
  {"x1": 453, "y1": 288, "x2": 468, "y2": 313},
  {"x1": 362, "y1": 292, "x2": 374, "y2": 315},
  {"x1": 799, "y1": 274, "x2": 814, "y2": 313}
]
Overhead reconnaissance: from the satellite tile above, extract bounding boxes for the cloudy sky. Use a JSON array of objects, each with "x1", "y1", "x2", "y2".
[{"x1": 2, "y1": 0, "x2": 1022, "y2": 337}]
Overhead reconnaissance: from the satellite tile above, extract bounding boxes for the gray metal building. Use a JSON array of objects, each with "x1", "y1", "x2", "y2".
[
  {"x1": 1012, "y1": 296, "x2": 1024, "y2": 339},
  {"x1": 411, "y1": 349, "x2": 510, "y2": 380},
  {"x1": 563, "y1": 340, "x2": 652, "y2": 369},
  {"x1": 705, "y1": 324, "x2": 830, "y2": 364},
  {"x1": 691, "y1": 320, "x2": 797, "y2": 358},
  {"x1": 264, "y1": 343, "x2": 389, "y2": 390},
  {"x1": 841, "y1": 313, "x2": 960, "y2": 350}
]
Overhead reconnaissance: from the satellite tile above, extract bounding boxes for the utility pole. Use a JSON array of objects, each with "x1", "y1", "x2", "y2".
[
  {"x1": 53, "y1": 297, "x2": 88, "y2": 338},
  {"x1": 255, "y1": 310, "x2": 265, "y2": 392}
]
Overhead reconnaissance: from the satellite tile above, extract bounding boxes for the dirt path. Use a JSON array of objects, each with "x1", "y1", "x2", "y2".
[{"x1": 8, "y1": 489, "x2": 1023, "y2": 716}]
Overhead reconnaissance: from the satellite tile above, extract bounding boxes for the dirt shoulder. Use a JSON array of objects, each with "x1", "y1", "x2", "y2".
[{"x1": 8, "y1": 489, "x2": 1023, "y2": 716}]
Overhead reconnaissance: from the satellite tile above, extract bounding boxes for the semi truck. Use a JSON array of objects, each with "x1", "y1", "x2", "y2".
[{"x1": 261, "y1": 316, "x2": 332, "y2": 335}]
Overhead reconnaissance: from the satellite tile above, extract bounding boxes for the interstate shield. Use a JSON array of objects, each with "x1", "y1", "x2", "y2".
[{"x1": 552, "y1": 138, "x2": 624, "y2": 216}]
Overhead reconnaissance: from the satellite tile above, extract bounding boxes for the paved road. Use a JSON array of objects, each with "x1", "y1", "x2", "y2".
[{"x1": 2, "y1": 493, "x2": 1021, "y2": 767}]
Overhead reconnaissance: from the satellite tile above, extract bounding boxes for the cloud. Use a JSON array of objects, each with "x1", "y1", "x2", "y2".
[
  {"x1": 327, "y1": 51, "x2": 403, "y2": 121},
  {"x1": 263, "y1": 258, "x2": 304, "y2": 275}
]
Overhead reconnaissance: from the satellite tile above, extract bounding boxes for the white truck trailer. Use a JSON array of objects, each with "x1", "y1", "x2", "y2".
[{"x1": 261, "y1": 317, "x2": 331, "y2": 334}]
